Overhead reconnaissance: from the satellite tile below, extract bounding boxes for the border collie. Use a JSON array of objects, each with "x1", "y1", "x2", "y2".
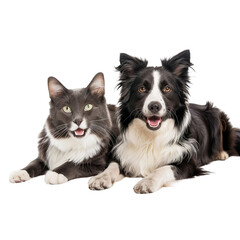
[{"x1": 89, "y1": 50, "x2": 240, "y2": 193}]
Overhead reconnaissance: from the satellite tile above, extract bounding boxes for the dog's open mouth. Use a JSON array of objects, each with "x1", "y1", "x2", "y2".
[
  {"x1": 147, "y1": 116, "x2": 162, "y2": 129},
  {"x1": 73, "y1": 128, "x2": 86, "y2": 137}
]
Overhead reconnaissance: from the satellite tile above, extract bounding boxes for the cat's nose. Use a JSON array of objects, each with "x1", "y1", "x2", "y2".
[{"x1": 73, "y1": 119, "x2": 82, "y2": 126}]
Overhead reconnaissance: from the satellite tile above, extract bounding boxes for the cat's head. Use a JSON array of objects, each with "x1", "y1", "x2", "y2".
[{"x1": 47, "y1": 72, "x2": 111, "y2": 140}]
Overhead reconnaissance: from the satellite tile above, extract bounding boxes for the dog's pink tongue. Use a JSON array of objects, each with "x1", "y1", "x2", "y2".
[
  {"x1": 74, "y1": 128, "x2": 84, "y2": 136},
  {"x1": 147, "y1": 116, "x2": 162, "y2": 128}
]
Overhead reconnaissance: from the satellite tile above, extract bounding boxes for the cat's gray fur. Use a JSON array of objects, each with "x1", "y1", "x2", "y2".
[{"x1": 10, "y1": 73, "x2": 118, "y2": 184}]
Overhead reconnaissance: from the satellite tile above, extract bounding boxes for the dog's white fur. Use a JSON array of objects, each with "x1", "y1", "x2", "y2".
[
  {"x1": 133, "y1": 165, "x2": 175, "y2": 193},
  {"x1": 115, "y1": 112, "x2": 193, "y2": 177},
  {"x1": 88, "y1": 162, "x2": 124, "y2": 190}
]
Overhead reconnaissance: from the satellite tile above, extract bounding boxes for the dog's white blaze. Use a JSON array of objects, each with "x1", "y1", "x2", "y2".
[
  {"x1": 143, "y1": 70, "x2": 166, "y2": 116},
  {"x1": 115, "y1": 111, "x2": 194, "y2": 177},
  {"x1": 44, "y1": 123, "x2": 103, "y2": 169}
]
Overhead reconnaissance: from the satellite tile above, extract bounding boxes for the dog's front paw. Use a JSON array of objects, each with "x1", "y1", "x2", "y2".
[
  {"x1": 133, "y1": 178, "x2": 158, "y2": 194},
  {"x1": 45, "y1": 171, "x2": 68, "y2": 185},
  {"x1": 9, "y1": 170, "x2": 31, "y2": 183},
  {"x1": 217, "y1": 151, "x2": 229, "y2": 160},
  {"x1": 88, "y1": 173, "x2": 113, "y2": 190}
]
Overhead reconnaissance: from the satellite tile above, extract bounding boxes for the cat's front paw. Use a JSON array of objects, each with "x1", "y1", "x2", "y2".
[
  {"x1": 9, "y1": 170, "x2": 31, "y2": 183},
  {"x1": 45, "y1": 171, "x2": 68, "y2": 185},
  {"x1": 88, "y1": 173, "x2": 113, "y2": 190},
  {"x1": 133, "y1": 178, "x2": 157, "y2": 194}
]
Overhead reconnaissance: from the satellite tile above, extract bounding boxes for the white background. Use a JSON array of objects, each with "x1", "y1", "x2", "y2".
[{"x1": 1, "y1": 0, "x2": 240, "y2": 239}]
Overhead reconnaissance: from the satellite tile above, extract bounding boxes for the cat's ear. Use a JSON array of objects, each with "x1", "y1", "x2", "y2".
[
  {"x1": 87, "y1": 72, "x2": 105, "y2": 98},
  {"x1": 161, "y1": 50, "x2": 193, "y2": 79},
  {"x1": 116, "y1": 53, "x2": 148, "y2": 78},
  {"x1": 48, "y1": 77, "x2": 68, "y2": 99}
]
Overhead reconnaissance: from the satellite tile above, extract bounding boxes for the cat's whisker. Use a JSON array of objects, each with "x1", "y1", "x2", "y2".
[
  {"x1": 54, "y1": 123, "x2": 68, "y2": 128},
  {"x1": 52, "y1": 127, "x2": 68, "y2": 135},
  {"x1": 90, "y1": 124, "x2": 114, "y2": 144},
  {"x1": 54, "y1": 130, "x2": 68, "y2": 138},
  {"x1": 91, "y1": 125, "x2": 108, "y2": 135},
  {"x1": 51, "y1": 124, "x2": 69, "y2": 138},
  {"x1": 89, "y1": 118, "x2": 110, "y2": 124},
  {"x1": 90, "y1": 117, "x2": 109, "y2": 122}
]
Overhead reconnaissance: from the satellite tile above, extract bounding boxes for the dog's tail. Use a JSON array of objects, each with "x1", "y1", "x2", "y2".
[
  {"x1": 220, "y1": 112, "x2": 240, "y2": 156},
  {"x1": 233, "y1": 128, "x2": 240, "y2": 155}
]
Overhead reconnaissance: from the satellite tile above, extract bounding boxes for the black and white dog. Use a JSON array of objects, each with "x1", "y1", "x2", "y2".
[{"x1": 89, "y1": 50, "x2": 240, "y2": 193}]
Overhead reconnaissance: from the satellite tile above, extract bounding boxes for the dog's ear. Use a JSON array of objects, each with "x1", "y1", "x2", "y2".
[
  {"x1": 116, "y1": 53, "x2": 148, "y2": 78},
  {"x1": 161, "y1": 50, "x2": 193, "y2": 80}
]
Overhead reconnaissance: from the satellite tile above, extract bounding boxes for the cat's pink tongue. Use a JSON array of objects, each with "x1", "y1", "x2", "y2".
[{"x1": 74, "y1": 128, "x2": 85, "y2": 136}]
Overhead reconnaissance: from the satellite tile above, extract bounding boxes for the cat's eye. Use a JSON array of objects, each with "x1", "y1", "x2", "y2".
[
  {"x1": 62, "y1": 106, "x2": 71, "y2": 113},
  {"x1": 84, "y1": 104, "x2": 93, "y2": 111},
  {"x1": 163, "y1": 85, "x2": 171, "y2": 93},
  {"x1": 138, "y1": 86, "x2": 146, "y2": 93}
]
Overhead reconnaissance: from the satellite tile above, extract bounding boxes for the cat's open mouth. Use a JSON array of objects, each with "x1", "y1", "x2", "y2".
[{"x1": 73, "y1": 128, "x2": 86, "y2": 137}]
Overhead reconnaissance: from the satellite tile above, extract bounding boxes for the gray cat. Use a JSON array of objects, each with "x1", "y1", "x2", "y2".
[{"x1": 10, "y1": 72, "x2": 118, "y2": 184}]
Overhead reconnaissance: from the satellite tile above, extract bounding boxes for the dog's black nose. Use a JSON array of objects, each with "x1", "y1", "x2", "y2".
[
  {"x1": 73, "y1": 119, "x2": 82, "y2": 126},
  {"x1": 148, "y1": 101, "x2": 162, "y2": 114}
]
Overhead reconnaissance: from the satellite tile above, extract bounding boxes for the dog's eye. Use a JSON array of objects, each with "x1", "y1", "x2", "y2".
[
  {"x1": 163, "y1": 85, "x2": 171, "y2": 93},
  {"x1": 138, "y1": 86, "x2": 146, "y2": 93}
]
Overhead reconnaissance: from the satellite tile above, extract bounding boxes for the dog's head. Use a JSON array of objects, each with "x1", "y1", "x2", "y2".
[{"x1": 116, "y1": 50, "x2": 192, "y2": 132}]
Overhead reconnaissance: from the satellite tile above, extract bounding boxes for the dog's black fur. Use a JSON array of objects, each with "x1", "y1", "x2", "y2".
[{"x1": 116, "y1": 50, "x2": 240, "y2": 181}]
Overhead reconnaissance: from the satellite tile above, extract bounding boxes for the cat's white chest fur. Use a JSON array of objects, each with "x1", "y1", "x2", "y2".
[
  {"x1": 45, "y1": 123, "x2": 103, "y2": 170},
  {"x1": 116, "y1": 118, "x2": 192, "y2": 177}
]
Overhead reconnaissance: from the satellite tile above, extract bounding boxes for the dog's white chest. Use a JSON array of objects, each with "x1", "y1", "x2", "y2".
[{"x1": 116, "y1": 119, "x2": 188, "y2": 177}]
